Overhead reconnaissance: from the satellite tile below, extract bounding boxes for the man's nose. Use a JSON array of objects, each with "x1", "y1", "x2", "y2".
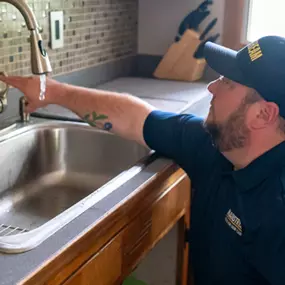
[{"x1": 207, "y1": 79, "x2": 219, "y2": 96}]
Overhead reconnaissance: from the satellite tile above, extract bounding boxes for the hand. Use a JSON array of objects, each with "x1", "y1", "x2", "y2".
[{"x1": 0, "y1": 74, "x2": 59, "y2": 113}]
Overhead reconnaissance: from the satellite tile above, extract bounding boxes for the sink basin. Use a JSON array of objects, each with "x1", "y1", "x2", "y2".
[{"x1": 0, "y1": 120, "x2": 151, "y2": 253}]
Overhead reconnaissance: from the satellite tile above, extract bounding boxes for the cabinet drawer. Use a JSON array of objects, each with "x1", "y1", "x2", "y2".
[{"x1": 64, "y1": 232, "x2": 123, "y2": 285}]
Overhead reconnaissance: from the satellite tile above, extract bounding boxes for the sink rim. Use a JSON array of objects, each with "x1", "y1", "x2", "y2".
[
  {"x1": 0, "y1": 119, "x2": 108, "y2": 143},
  {"x1": 0, "y1": 119, "x2": 154, "y2": 253}
]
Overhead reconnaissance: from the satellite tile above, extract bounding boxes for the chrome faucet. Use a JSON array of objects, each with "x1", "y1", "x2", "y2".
[{"x1": 0, "y1": 0, "x2": 52, "y2": 121}]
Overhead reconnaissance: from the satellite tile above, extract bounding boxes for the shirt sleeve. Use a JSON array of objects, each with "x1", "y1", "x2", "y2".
[{"x1": 143, "y1": 110, "x2": 218, "y2": 188}]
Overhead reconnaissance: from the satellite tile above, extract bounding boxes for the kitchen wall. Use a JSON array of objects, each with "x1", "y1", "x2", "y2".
[
  {"x1": 138, "y1": 0, "x2": 192, "y2": 56},
  {"x1": 0, "y1": 0, "x2": 225, "y2": 81},
  {"x1": 0, "y1": 0, "x2": 138, "y2": 77},
  {"x1": 137, "y1": 0, "x2": 225, "y2": 77},
  {"x1": 0, "y1": 0, "x2": 139, "y2": 122},
  {"x1": 138, "y1": 0, "x2": 225, "y2": 55},
  {"x1": 0, "y1": 0, "x2": 224, "y2": 120}
]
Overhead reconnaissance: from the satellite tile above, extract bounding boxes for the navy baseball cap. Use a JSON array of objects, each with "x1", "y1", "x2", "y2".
[{"x1": 204, "y1": 35, "x2": 285, "y2": 118}]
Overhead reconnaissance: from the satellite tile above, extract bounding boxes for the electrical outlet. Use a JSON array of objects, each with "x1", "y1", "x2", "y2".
[{"x1": 50, "y1": 11, "x2": 64, "y2": 49}]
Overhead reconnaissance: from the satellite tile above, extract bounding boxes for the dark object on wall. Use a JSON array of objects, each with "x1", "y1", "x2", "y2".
[
  {"x1": 194, "y1": 33, "x2": 220, "y2": 59},
  {"x1": 199, "y1": 17, "x2": 218, "y2": 41},
  {"x1": 196, "y1": 0, "x2": 214, "y2": 11},
  {"x1": 175, "y1": 0, "x2": 213, "y2": 42}
]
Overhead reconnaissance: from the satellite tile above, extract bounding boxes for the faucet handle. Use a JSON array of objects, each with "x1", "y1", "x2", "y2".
[{"x1": 0, "y1": 71, "x2": 9, "y2": 113}]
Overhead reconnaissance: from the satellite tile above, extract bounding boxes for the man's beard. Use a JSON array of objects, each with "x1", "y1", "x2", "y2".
[{"x1": 203, "y1": 105, "x2": 250, "y2": 152}]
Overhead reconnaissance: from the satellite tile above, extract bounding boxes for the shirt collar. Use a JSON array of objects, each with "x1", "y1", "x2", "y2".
[{"x1": 224, "y1": 141, "x2": 285, "y2": 191}]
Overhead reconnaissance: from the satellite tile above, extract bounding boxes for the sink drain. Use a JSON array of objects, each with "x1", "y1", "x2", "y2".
[{"x1": 0, "y1": 224, "x2": 29, "y2": 237}]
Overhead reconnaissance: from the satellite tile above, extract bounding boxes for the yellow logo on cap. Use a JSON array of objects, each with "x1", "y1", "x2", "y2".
[{"x1": 248, "y1": 41, "x2": 263, "y2": 62}]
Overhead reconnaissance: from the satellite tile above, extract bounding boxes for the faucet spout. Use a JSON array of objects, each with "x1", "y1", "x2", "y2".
[{"x1": 0, "y1": 0, "x2": 52, "y2": 75}]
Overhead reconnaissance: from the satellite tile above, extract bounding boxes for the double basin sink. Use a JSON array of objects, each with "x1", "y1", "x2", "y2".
[{"x1": 0, "y1": 119, "x2": 151, "y2": 253}]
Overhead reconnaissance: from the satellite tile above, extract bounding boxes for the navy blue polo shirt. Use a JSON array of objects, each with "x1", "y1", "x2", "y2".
[{"x1": 143, "y1": 110, "x2": 285, "y2": 285}]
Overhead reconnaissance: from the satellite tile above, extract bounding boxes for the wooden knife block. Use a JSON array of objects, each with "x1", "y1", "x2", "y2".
[{"x1": 153, "y1": 29, "x2": 206, "y2": 82}]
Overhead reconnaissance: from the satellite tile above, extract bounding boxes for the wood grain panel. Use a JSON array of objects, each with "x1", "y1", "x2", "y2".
[
  {"x1": 223, "y1": 0, "x2": 247, "y2": 50},
  {"x1": 64, "y1": 233, "x2": 123, "y2": 285}
]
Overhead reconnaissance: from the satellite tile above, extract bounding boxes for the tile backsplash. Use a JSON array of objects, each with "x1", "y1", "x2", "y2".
[{"x1": 0, "y1": 0, "x2": 138, "y2": 77}]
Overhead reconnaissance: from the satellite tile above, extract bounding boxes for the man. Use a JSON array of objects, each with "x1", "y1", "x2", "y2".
[{"x1": 1, "y1": 35, "x2": 285, "y2": 285}]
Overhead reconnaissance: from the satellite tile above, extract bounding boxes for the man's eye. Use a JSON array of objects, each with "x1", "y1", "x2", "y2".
[{"x1": 218, "y1": 77, "x2": 232, "y2": 87}]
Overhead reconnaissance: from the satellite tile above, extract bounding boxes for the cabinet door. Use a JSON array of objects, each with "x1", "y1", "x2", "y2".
[
  {"x1": 121, "y1": 172, "x2": 190, "y2": 277},
  {"x1": 151, "y1": 174, "x2": 189, "y2": 243},
  {"x1": 64, "y1": 232, "x2": 123, "y2": 285}
]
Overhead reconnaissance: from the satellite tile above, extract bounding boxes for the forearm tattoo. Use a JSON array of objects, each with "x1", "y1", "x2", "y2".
[{"x1": 83, "y1": 112, "x2": 113, "y2": 131}]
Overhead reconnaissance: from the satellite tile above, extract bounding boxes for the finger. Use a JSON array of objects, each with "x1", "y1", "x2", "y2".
[
  {"x1": 0, "y1": 75, "x2": 29, "y2": 90},
  {"x1": 24, "y1": 99, "x2": 45, "y2": 112},
  {"x1": 25, "y1": 103, "x2": 37, "y2": 113}
]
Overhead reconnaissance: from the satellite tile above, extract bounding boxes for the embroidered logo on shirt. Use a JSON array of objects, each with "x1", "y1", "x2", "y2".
[{"x1": 225, "y1": 209, "x2": 242, "y2": 236}]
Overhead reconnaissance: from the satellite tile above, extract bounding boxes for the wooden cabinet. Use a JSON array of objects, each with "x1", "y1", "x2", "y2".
[
  {"x1": 22, "y1": 166, "x2": 191, "y2": 285},
  {"x1": 64, "y1": 232, "x2": 123, "y2": 285}
]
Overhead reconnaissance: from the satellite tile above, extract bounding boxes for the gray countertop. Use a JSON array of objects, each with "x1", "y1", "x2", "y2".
[{"x1": 0, "y1": 77, "x2": 211, "y2": 285}]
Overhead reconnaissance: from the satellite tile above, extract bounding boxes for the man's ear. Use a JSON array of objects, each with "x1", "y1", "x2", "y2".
[
  {"x1": 248, "y1": 102, "x2": 279, "y2": 130},
  {"x1": 260, "y1": 102, "x2": 279, "y2": 124}
]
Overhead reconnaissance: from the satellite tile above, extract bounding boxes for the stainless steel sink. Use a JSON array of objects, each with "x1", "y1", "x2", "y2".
[{"x1": 0, "y1": 120, "x2": 151, "y2": 253}]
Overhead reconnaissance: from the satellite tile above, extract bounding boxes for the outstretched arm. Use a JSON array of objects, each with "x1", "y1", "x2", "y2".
[{"x1": 0, "y1": 75, "x2": 156, "y2": 146}]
